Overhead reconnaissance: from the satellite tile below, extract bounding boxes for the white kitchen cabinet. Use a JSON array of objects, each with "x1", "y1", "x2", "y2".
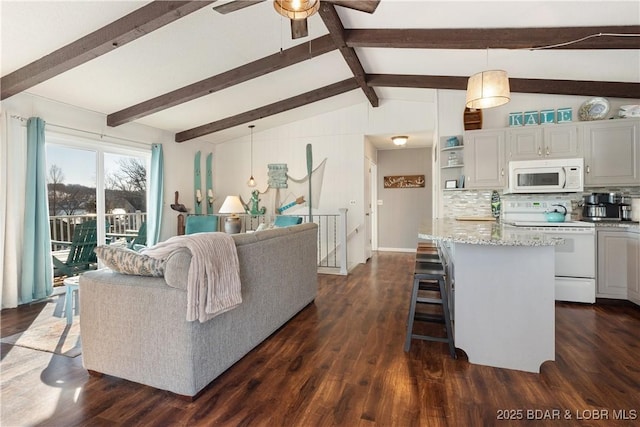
[
  {"x1": 508, "y1": 124, "x2": 579, "y2": 160},
  {"x1": 543, "y1": 125, "x2": 580, "y2": 158},
  {"x1": 628, "y1": 230, "x2": 640, "y2": 306},
  {"x1": 597, "y1": 229, "x2": 640, "y2": 301},
  {"x1": 463, "y1": 129, "x2": 506, "y2": 189},
  {"x1": 584, "y1": 119, "x2": 640, "y2": 186}
]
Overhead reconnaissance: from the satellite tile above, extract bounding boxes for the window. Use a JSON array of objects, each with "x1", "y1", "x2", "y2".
[{"x1": 46, "y1": 132, "x2": 150, "y2": 278}]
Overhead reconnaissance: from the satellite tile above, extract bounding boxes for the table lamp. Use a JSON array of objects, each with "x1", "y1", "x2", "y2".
[{"x1": 218, "y1": 195, "x2": 245, "y2": 234}]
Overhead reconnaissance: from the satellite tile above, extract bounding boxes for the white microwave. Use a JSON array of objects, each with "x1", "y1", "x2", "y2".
[{"x1": 507, "y1": 158, "x2": 584, "y2": 193}]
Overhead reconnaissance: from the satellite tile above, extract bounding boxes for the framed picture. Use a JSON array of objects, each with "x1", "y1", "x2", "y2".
[
  {"x1": 383, "y1": 175, "x2": 425, "y2": 188},
  {"x1": 445, "y1": 179, "x2": 457, "y2": 189}
]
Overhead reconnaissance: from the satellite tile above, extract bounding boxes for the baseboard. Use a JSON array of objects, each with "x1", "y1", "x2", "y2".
[{"x1": 377, "y1": 247, "x2": 416, "y2": 253}]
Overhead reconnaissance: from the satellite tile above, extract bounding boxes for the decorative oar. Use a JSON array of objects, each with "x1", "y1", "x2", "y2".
[
  {"x1": 277, "y1": 196, "x2": 305, "y2": 214},
  {"x1": 306, "y1": 144, "x2": 313, "y2": 222}
]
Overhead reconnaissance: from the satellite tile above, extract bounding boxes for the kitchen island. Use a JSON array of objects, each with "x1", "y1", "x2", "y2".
[{"x1": 419, "y1": 219, "x2": 564, "y2": 373}]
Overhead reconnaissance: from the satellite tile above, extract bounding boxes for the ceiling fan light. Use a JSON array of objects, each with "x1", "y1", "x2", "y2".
[
  {"x1": 465, "y1": 70, "x2": 510, "y2": 109},
  {"x1": 273, "y1": 0, "x2": 320, "y2": 20},
  {"x1": 392, "y1": 135, "x2": 408, "y2": 146}
]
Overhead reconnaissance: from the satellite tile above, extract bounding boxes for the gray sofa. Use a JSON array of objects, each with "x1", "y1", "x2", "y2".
[{"x1": 79, "y1": 223, "x2": 318, "y2": 398}]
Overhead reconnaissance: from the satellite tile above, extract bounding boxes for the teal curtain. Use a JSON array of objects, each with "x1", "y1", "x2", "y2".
[
  {"x1": 147, "y1": 143, "x2": 164, "y2": 246},
  {"x1": 20, "y1": 117, "x2": 53, "y2": 303}
]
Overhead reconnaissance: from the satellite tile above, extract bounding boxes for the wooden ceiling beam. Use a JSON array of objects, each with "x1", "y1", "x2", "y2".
[
  {"x1": 0, "y1": 1, "x2": 214, "y2": 100},
  {"x1": 345, "y1": 26, "x2": 640, "y2": 49},
  {"x1": 175, "y1": 78, "x2": 359, "y2": 142},
  {"x1": 108, "y1": 35, "x2": 336, "y2": 127},
  {"x1": 329, "y1": 0, "x2": 380, "y2": 14},
  {"x1": 367, "y1": 74, "x2": 640, "y2": 99},
  {"x1": 319, "y1": 3, "x2": 379, "y2": 107}
]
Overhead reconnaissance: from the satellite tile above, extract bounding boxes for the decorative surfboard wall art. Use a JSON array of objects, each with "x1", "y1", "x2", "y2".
[{"x1": 193, "y1": 151, "x2": 202, "y2": 215}]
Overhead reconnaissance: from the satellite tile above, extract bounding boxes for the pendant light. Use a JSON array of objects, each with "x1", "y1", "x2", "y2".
[
  {"x1": 273, "y1": 0, "x2": 320, "y2": 20},
  {"x1": 465, "y1": 49, "x2": 510, "y2": 110},
  {"x1": 247, "y1": 125, "x2": 256, "y2": 187},
  {"x1": 465, "y1": 70, "x2": 510, "y2": 109}
]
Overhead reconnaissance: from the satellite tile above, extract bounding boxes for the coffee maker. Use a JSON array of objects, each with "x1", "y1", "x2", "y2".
[{"x1": 582, "y1": 192, "x2": 633, "y2": 221}]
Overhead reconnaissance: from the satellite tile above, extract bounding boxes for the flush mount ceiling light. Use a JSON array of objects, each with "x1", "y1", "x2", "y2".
[
  {"x1": 465, "y1": 70, "x2": 511, "y2": 109},
  {"x1": 392, "y1": 136, "x2": 408, "y2": 146}
]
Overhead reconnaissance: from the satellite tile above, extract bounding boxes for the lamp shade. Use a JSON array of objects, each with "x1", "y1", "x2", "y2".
[
  {"x1": 465, "y1": 70, "x2": 510, "y2": 109},
  {"x1": 273, "y1": 0, "x2": 319, "y2": 20},
  {"x1": 218, "y1": 195, "x2": 245, "y2": 214}
]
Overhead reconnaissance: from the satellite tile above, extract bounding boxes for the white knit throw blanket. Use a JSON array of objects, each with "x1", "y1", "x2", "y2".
[{"x1": 141, "y1": 233, "x2": 242, "y2": 323}]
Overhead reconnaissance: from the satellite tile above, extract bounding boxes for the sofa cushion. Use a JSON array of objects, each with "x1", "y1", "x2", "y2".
[{"x1": 94, "y1": 245, "x2": 165, "y2": 277}]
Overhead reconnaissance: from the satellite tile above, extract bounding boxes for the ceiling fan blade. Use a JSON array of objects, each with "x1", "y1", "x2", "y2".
[
  {"x1": 290, "y1": 18, "x2": 309, "y2": 39},
  {"x1": 212, "y1": 0, "x2": 265, "y2": 15},
  {"x1": 326, "y1": 0, "x2": 380, "y2": 14}
]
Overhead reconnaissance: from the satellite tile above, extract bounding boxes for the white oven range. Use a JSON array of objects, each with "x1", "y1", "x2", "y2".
[{"x1": 502, "y1": 199, "x2": 596, "y2": 303}]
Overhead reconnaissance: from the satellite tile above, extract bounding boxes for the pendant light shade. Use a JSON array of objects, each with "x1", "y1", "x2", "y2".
[
  {"x1": 273, "y1": 0, "x2": 320, "y2": 20},
  {"x1": 247, "y1": 125, "x2": 256, "y2": 188},
  {"x1": 465, "y1": 70, "x2": 510, "y2": 109}
]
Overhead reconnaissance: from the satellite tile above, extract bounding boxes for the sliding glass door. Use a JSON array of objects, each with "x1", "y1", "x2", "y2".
[{"x1": 46, "y1": 133, "x2": 149, "y2": 280}]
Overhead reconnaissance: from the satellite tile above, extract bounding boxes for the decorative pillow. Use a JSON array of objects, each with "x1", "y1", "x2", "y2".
[
  {"x1": 255, "y1": 222, "x2": 274, "y2": 232},
  {"x1": 274, "y1": 216, "x2": 303, "y2": 227},
  {"x1": 94, "y1": 245, "x2": 165, "y2": 277}
]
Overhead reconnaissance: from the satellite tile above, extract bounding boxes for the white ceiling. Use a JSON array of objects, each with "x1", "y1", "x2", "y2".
[{"x1": 1, "y1": 0, "x2": 639, "y2": 148}]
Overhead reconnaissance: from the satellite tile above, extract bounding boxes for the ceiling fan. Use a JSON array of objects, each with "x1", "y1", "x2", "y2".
[{"x1": 212, "y1": 0, "x2": 380, "y2": 39}]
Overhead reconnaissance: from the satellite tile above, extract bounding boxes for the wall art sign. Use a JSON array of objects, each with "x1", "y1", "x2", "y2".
[
  {"x1": 509, "y1": 107, "x2": 572, "y2": 126},
  {"x1": 384, "y1": 175, "x2": 425, "y2": 188}
]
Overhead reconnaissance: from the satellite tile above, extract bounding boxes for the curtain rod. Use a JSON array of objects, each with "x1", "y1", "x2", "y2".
[{"x1": 9, "y1": 114, "x2": 153, "y2": 148}]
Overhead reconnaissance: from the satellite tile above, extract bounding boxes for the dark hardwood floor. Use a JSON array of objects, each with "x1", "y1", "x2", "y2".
[{"x1": 2, "y1": 252, "x2": 639, "y2": 426}]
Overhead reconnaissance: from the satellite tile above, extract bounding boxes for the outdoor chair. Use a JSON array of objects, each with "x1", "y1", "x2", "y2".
[
  {"x1": 128, "y1": 221, "x2": 147, "y2": 251},
  {"x1": 52, "y1": 219, "x2": 98, "y2": 277}
]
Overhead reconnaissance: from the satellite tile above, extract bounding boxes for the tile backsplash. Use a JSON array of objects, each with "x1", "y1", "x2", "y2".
[{"x1": 442, "y1": 187, "x2": 640, "y2": 219}]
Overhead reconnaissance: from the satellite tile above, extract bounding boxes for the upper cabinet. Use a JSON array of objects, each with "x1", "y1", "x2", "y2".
[
  {"x1": 463, "y1": 130, "x2": 506, "y2": 189},
  {"x1": 458, "y1": 118, "x2": 640, "y2": 190},
  {"x1": 583, "y1": 119, "x2": 640, "y2": 186},
  {"x1": 507, "y1": 124, "x2": 579, "y2": 161}
]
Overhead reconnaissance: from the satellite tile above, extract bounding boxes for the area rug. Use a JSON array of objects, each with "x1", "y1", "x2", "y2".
[{"x1": 1, "y1": 300, "x2": 82, "y2": 358}]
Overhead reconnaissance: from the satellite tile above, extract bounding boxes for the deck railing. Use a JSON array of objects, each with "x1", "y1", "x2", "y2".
[
  {"x1": 50, "y1": 212, "x2": 147, "y2": 251},
  {"x1": 50, "y1": 209, "x2": 348, "y2": 275}
]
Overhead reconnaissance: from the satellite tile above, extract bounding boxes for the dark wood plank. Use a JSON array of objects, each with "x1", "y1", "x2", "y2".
[
  {"x1": 329, "y1": 0, "x2": 380, "y2": 14},
  {"x1": 212, "y1": 0, "x2": 264, "y2": 15},
  {"x1": 107, "y1": 35, "x2": 337, "y2": 127},
  {"x1": 0, "y1": 1, "x2": 215, "y2": 100},
  {"x1": 174, "y1": 78, "x2": 359, "y2": 142},
  {"x1": 2, "y1": 252, "x2": 640, "y2": 426},
  {"x1": 345, "y1": 26, "x2": 640, "y2": 49},
  {"x1": 319, "y1": 2, "x2": 379, "y2": 107},
  {"x1": 367, "y1": 74, "x2": 640, "y2": 99}
]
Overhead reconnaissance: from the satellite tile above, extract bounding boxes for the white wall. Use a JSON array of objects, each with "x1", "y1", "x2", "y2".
[
  {"x1": 214, "y1": 99, "x2": 435, "y2": 268},
  {"x1": 377, "y1": 147, "x2": 432, "y2": 251},
  {"x1": 0, "y1": 92, "x2": 212, "y2": 241}
]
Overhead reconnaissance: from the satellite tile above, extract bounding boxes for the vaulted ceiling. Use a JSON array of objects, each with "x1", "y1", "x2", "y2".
[{"x1": 2, "y1": 0, "x2": 639, "y2": 145}]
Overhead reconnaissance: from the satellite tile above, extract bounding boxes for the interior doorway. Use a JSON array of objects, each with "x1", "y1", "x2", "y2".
[{"x1": 365, "y1": 158, "x2": 378, "y2": 259}]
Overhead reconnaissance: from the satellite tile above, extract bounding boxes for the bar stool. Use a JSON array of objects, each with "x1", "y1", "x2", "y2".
[{"x1": 404, "y1": 260, "x2": 456, "y2": 358}]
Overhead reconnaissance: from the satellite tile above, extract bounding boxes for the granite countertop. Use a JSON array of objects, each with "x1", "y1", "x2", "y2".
[
  {"x1": 592, "y1": 222, "x2": 640, "y2": 231},
  {"x1": 419, "y1": 219, "x2": 564, "y2": 247}
]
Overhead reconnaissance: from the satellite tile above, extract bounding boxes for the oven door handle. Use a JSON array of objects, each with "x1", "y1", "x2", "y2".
[{"x1": 559, "y1": 167, "x2": 567, "y2": 188}]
